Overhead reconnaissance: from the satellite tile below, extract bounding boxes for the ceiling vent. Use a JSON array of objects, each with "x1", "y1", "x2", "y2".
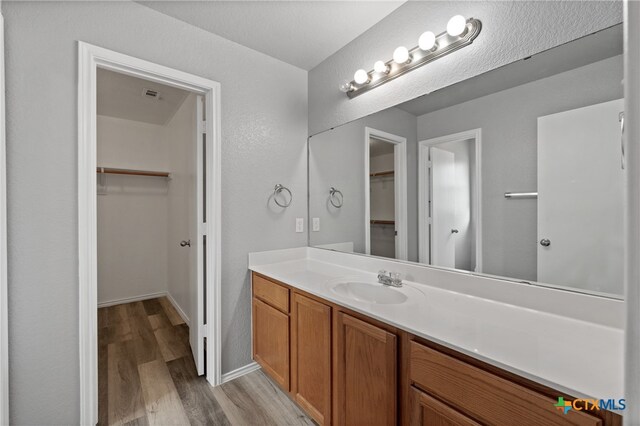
[{"x1": 142, "y1": 88, "x2": 161, "y2": 100}]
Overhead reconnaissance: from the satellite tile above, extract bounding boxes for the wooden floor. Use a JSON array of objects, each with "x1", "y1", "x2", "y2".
[{"x1": 99, "y1": 297, "x2": 314, "y2": 425}]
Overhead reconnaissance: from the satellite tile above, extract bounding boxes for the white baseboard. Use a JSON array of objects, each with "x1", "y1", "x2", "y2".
[
  {"x1": 97, "y1": 291, "x2": 167, "y2": 308},
  {"x1": 165, "y1": 291, "x2": 190, "y2": 326},
  {"x1": 221, "y1": 362, "x2": 260, "y2": 384}
]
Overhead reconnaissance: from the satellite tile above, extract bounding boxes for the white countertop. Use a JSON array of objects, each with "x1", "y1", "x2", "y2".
[{"x1": 248, "y1": 247, "x2": 624, "y2": 402}]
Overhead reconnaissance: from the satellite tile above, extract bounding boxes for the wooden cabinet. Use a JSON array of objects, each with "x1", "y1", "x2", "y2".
[
  {"x1": 253, "y1": 273, "x2": 289, "y2": 313},
  {"x1": 409, "y1": 387, "x2": 480, "y2": 426},
  {"x1": 409, "y1": 341, "x2": 603, "y2": 426},
  {"x1": 334, "y1": 312, "x2": 397, "y2": 426},
  {"x1": 252, "y1": 297, "x2": 290, "y2": 390},
  {"x1": 251, "y1": 272, "x2": 620, "y2": 426},
  {"x1": 291, "y1": 293, "x2": 332, "y2": 425}
]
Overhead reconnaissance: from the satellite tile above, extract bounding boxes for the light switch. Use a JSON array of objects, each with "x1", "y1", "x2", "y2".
[
  {"x1": 312, "y1": 217, "x2": 320, "y2": 232},
  {"x1": 296, "y1": 218, "x2": 304, "y2": 233}
]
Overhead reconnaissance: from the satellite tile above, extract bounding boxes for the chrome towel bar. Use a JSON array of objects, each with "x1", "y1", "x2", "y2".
[{"x1": 504, "y1": 192, "x2": 538, "y2": 199}]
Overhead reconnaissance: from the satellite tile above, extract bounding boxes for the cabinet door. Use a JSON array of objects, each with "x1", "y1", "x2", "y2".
[
  {"x1": 410, "y1": 387, "x2": 480, "y2": 426},
  {"x1": 291, "y1": 293, "x2": 332, "y2": 425},
  {"x1": 334, "y1": 312, "x2": 397, "y2": 426},
  {"x1": 252, "y1": 298, "x2": 289, "y2": 390}
]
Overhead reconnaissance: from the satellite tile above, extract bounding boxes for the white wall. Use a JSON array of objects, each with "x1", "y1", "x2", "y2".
[
  {"x1": 97, "y1": 116, "x2": 170, "y2": 305},
  {"x1": 416, "y1": 56, "x2": 623, "y2": 282},
  {"x1": 3, "y1": 1, "x2": 307, "y2": 423},
  {"x1": 309, "y1": 107, "x2": 417, "y2": 260},
  {"x1": 166, "y1": 94, "x2": 197, "y2": 324},
  {"x1": 97, "y1": 116, "x2": 169, "y2": 170},
  {"x1": 308, "y1": 1, "x2": 622, "y2": 135}
]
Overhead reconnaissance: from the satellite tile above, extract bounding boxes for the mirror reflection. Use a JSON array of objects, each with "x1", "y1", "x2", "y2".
[{"x1": 308, "y1": 24, "x2": 624, "y2": 297}]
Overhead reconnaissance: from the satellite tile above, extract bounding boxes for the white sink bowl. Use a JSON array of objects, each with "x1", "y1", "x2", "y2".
[{"x1": 329, "y1": 280, "x2": 418, "y2": 305}]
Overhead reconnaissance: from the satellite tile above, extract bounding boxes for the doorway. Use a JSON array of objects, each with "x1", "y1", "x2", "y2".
[
  {"x1": 78, "y1": 42, "x2": 221, "y2": 425},
  {"x1": 418, "y1": 129, "x2": 482, "y2": 272},
  {"x1": 364, "y1": 127, "x2": 408, "y2": 260}
]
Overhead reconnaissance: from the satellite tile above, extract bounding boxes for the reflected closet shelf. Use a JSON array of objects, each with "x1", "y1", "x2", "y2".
[
  {"x1": 369, "y1": 170, "x2": 394, "y2": 177},
  {"x1": 370, "y1": 220, "x2": 395, "y2": 225},
  {"x1": 96, "y1": 167, "x2": 171, "y2": 178}
]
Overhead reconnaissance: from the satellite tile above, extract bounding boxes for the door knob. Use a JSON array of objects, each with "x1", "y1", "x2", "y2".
[
  {"x1": 451, "y1": 229, "x2": 459, "y2": 234},
  {"x1": 180, "y1": 240, "x2": 191, "y2": 247},
  {"x1": 540, "y1": 238, "x2": 551, "y2": 247}
]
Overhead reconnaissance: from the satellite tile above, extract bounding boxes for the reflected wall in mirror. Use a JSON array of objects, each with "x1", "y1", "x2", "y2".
[{"x1": 308, "y1": 24, "x2": 624, "y2": 297}]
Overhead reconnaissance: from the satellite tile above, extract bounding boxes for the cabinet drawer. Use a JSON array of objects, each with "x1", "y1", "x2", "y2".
[
  {"x1": 253, "y1": 273, "x2": 289, "y2": 313},
  {"x1": 409, "y1": 341, "x2": 601, "y2": 426},
  {"x1": 410, "y1": 386, "x2": 481, "y2": 426}
]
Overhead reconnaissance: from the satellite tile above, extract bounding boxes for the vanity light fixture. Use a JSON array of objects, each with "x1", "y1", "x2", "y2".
[
  {"x1": 446, "y1": 15, "x2": 468, "y2": 37},
  {"x1": 393, "y1": 46, "x2": 411, "y2": 64},
  {"x1": 373, "y1": 60, "x2": 390, "y2": 74},
  {"x1": 418, "y1": 31, "x2": 436, "y2": 51},
  {"x1": 340, "y1": 15, "x2": 481, "y2": 99},
  {"x1": 354, "y1": 69, "x2": 370, "y2": 85}
]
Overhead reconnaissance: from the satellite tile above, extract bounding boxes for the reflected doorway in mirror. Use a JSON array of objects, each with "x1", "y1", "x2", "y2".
[
  {"x1": 364, "y1": 127, "x2": 408, "y2": 261},
  {"x1": 418, "y1": 129, "x2": 482, "y2": 272}
]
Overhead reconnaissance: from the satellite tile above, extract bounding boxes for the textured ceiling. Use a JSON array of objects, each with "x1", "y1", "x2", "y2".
[
  {"x1": 139, "y1": 0, "x2": 406, "y2": 70},
  {"x1": 97, "y1": 68, "x2": 190, "y2": 125}
]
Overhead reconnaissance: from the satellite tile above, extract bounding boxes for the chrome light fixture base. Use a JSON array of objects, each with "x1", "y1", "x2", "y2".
[{"x1": 345, "y1": 18, "x2": 482, "y2": 99}]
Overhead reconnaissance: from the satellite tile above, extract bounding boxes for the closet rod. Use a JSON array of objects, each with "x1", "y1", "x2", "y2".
[
  {"x1": 370, "y1": 220, "x2": 395, "y2": 225},
  {"x1": 504, "y1": 192, "x2": 537, "y2": 199},
  {"x1": 96, "y1": 167, "x2": 170, "y2": 178},
  {"x1": 370, "y1": 170, "x2": 394, "y2": 177}
]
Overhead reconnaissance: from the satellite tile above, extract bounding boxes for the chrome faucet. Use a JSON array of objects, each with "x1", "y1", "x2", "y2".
[{"x1": 377, "y1": 270, "x2": 403, "y2": 288}]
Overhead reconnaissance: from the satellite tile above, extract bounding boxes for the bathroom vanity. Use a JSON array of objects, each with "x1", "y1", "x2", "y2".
[
  {"x1": 249, "y1": 18, "x2": 627, "y2": 426},
  {"x1": 249, "y1": 248, "x2": 623, "y2": 426}
]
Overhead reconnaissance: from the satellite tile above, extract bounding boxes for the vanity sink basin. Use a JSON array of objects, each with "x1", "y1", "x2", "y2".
[{"x1": 330, "y1": 281, "x2": 409, "y2": 304}]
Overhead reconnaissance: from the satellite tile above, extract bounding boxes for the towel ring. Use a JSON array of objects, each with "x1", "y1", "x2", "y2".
[
  {"x1": 273, "y1": 184, "x2": 293, "y2": 208},
  {"x1": 329, "y1": 187, "x2": 343, "y2": 208}
]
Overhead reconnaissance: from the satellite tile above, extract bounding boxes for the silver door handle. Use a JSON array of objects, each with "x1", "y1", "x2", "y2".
[
  {"x1": 451, "y1": 229, "x2": 459, "y2": 234},
  {"x1": 540, "y1": 238, "x2": 551, "y2": 247},
  {"x1": 180, "y1": 240, "x2": 191, "y2": 247}
]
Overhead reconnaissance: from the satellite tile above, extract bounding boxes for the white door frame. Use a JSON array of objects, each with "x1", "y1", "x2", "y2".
[
  {"x1": 418, "y1": 129, "x2": 482, "y2": 271},
  {"x1": 625, "y1": 1, "x2": 640, "y2": 422},
  {"x1": 0, "y1": 10, "x2": 9, "y2": 426},
  {"x1": 78, "y1": 42, "x2": 222, "y2": 425},
  {"x1": 364, "y1": 127, "x2": 408, "y2": 260}
]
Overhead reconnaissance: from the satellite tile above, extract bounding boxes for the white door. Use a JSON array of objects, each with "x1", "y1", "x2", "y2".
[
  {"x1": 190, "y1": 95, "x2": 206, "y2": 374},
  {"x1": 537, "y1": 99, "x2": 624, "y2": 294},
  {"x1": 430, "y1": 147, "x2": 456, "y2": 268}
]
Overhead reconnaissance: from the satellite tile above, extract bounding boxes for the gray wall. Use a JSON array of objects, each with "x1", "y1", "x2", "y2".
[
  {"x1": 417, "y1": 55, "x2": 623, "y2": 282},
  {"x1": 309, "y1": 107, "x2": 418, "y2": 261},
  {"x1": 308, "y1": 1, "x2": 622, "y2": 135},
  {"x1": 3, "y1": 1, "x2": 307, "y2": 424}
]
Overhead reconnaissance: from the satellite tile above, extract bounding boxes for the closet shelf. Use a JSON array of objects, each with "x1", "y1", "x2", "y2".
[
  {"x1": 369, "y1": 170, "x2": 394, "y2": 177},
  {"x1": 96, "y1": 167, "x2": 171, "y2": 178},
  {"x1": 370, "y1": 220, "x2": 395, "y2": 225}
]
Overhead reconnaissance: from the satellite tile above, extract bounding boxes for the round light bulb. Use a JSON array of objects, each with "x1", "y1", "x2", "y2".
[
  {"x1": 373, "y1": 60, "x2": 389, "y2": 74},
  {"x1": 339, "y1": 80, "x2": 353, "y2": 93},
  {"x1": 447, "y1": 15, "x2": 467, "y2": 37},
  {"x1": 393, "y1": 46, "x2": 410, "y2": 64},
  {"x1": 354, "y1": 69, "x2": 370, "y2": 85},
  {"x1": 418, "y1": 31, "x2": 436, "y2": 51}
]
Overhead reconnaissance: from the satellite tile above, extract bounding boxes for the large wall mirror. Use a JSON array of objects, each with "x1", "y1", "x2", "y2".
[{"x1": 308, "y1": 23, "x2": 624, "y2": 298}]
